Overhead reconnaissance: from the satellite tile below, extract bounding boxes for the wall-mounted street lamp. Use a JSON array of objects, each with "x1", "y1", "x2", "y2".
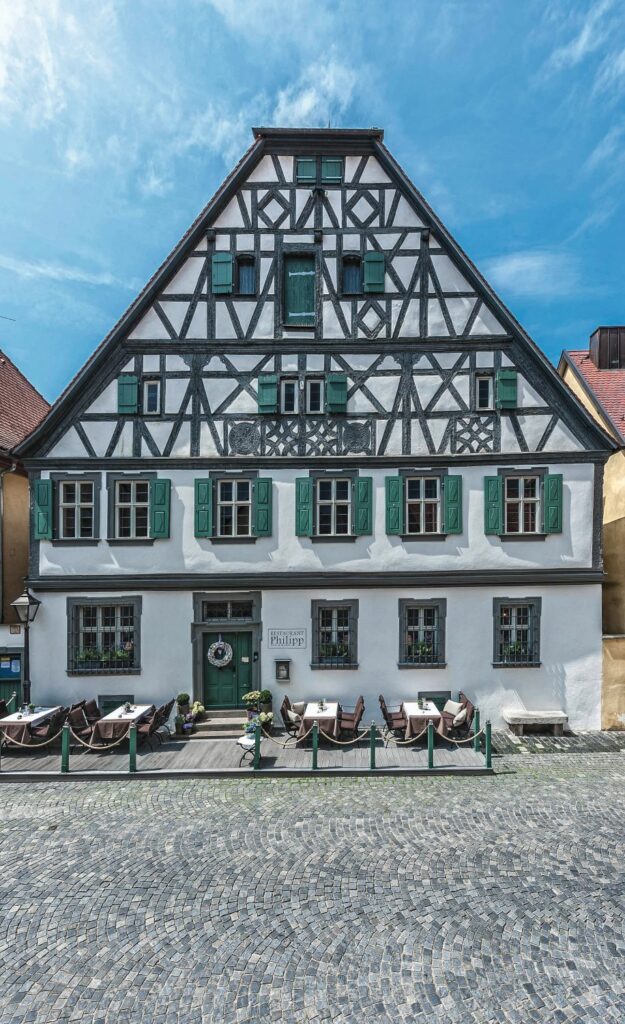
[{"x1": 11, "y1": 580, "x2": 41, "y2": 706}]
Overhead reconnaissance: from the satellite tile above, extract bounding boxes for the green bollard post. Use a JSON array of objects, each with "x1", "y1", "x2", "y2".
[
  {"x1": 61, "y1": 722, "x2": 70, "y2": 774},
  {"x1": 485, "y1": 720, "x2": 492, "y2": 769},
  {"x1": 253, "y1": 722, "x2": 261, "y2": 771},
  {"x1": 427, "y1": 720, "x2": 434, "y2": 770},
  {"x1": 312, "y1": 720, "x2": 319, "y2": 771},
  {"x1": 473, "y1": 708, "x2": 481, "y2": 752},
  {"x1": 369, "y1": 721, "x2": 376, "y2": 771},
  {"x1": 129, "y1": 722, "x2": 137, "y2": 774}
]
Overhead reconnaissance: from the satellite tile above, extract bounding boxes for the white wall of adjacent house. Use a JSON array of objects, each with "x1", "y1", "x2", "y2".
[
  {"x1": 29, "y1": 584, "x2": 601, "y2": 729},
  {"x1": 35, "y1": 461, "x2": 596, "y2": 576}
]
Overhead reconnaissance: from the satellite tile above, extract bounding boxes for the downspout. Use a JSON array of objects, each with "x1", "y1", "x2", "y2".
[{"x1": 0, "y1": 461, "x2": 17, "y2": 624}]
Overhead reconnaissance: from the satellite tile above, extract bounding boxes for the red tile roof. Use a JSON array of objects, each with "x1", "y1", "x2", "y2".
[
  {"x1": 563, "y1": 350, "x2": 625, "y2": 442},
  {"x1": 0, "y1": 350, "x2": 50, "y2": 453}
]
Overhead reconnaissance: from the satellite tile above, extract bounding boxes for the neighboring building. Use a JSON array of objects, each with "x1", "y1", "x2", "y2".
[
  {"x1": 16, "y1": 127, "x2": 613, "y2": 729},
  {"x1": 559, "y1": 329, "x2": 625, "y2": 728},
  {"x1": 0, "y1": 350, "x2": 50, "y2": 701}
]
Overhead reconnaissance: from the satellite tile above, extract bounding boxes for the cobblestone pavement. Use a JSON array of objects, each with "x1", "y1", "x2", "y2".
[{"x1": 1, "y1": 754, "x2": 625, "y2": 1023}]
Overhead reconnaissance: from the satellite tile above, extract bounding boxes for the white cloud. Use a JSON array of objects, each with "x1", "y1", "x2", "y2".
[
  {"x1": 584, "y1": 123, "x2": 625, "y2": 171},
  {"x1": 544, "y1": 0, "x2": 615, "y2": 73},
  {"x1": 484, "y1": 250, "x2": 580, "y2": 298},
  {"x1": 593, "y1": 43, "x2": 625, "y2": 98},
  {"x1": 0, "y1": 253, "x2": 137, "y2": 290},
  {"x1": 272, "y1": 58, "x2": 358, "y2": 126}
]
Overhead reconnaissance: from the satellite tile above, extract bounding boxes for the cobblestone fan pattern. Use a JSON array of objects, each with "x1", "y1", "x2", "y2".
[{"x1": 1, "y1": 757, "x2": 625, "y2": 1023}]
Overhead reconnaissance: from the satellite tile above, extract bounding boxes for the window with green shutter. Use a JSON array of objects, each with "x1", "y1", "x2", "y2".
[
  {"x1": 353, "y1": 477, "x2": 373, "y2": 535},
  {"x1": 118, "y1": 375, "x2": 138, "y2": 415},
  {"x1": 496, "y1": 369, "x2": 517, "y2": 409},
  {"x1": 325, "y1": 373, "x2": 347, "y2": 413},
  {"x1": 543, "y1": 474, "x2": 563, "y2": 533},
  {"x1": 212, "y1": 252, "x2": 233, "y2": 294},
  {"x1": 33, "y1": 478, "x2": 53, "y2": 540},
  {"x1": 253, "y1": 478, "x2": 273, "y2": 537},
  {"x1": 385, "y1": 476, "x2": 404, "y2": 535},
  {"x1": 194, "y1": 479, "x2": 212, "y2": 538},
  {"x1": 363, "y1": 251, "x2": 385, "y2": 293},
  {"x1": 295, "y1": 478, "x2": 314, "y2": 537},
  {"x1": 484, "y1": 476, "x2": 504, "y2": 535},
  {"x1": 296, "y1": 157, "x2": 316, "y2": 183},
  {"x1": 321, "y1": 157, "x2": 343, "y2": 184},
  {"x1": 284, "y1": 254, "x2": 315, "y2": 326},
  {"x1": 257, "y1": 373, "x2": 278, "y2": 414},
  {"x1": 150, "y1": 479, "x2": 170, "y2": 539},
  {"x1": 443, "y1": 476, "x2": 463, "y2": 534}
]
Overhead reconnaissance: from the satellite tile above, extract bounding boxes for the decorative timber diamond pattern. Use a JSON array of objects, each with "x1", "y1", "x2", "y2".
[
  {"x1": 454, "y1": 416, "x2": 495, "y2": 454},
  {"x1": 345, "y1": 189, "x2": 380, "y2": 228},
  {"x1": 257, "y1": 190, "x2": 290, "y2": 229},
  {"x1": 356, "y1": 299, "x2": 387, "y2": 339}
]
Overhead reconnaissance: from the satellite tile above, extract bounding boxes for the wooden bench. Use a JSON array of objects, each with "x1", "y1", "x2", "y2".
[{"x1": 502, "y1": 708, "x2": 568, "y2": 737}]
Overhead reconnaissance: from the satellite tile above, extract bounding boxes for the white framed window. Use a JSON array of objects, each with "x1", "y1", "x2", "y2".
[
  {"x1": 476, "y1": 374, "x2": 494, "y2": 411},
  {"x1": 59, "y1": 480, "x2": 94, "y2": 539},
  {"x1": 115, "y1": 480, "x2": 150, "y2": 539},
  {"x1": 494, "y1": 599, "x2": 540, "y2": 666},
  {"x1": 504, "y1": 476, "x2": 540, "y2": 534},
  {"x1": 316, "y1": 478, "x2": 351, "y2": 536},
  {"x1": 143, "y1": 380, "x2": 161, "y2": 415},
  {"x1": 405, "y1": 477, "x2": 441, "y2": 534},
  {"x1": 280, "y1": 378, "x2": 299, "y2": 414},
  {"x1": 217, "y1": 479, "x2": 251, "y2": 537},
  {"x1": 68, "y1": 599, "x2": 140, "y2": 674},
  {"x1": 306, "y1": 378, "x2": 324, "y2": 414}
]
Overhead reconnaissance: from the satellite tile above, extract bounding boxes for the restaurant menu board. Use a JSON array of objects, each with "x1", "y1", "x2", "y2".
[{"x1": 0, "y1": 655, "x2": 20, "y2": 679}]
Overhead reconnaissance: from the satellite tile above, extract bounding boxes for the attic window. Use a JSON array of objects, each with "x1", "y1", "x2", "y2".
[
  {"x1": 236, "y1": 255, "x2": 256, "y2": 296},
  {"x1": 342, "y1": 256, "x2": 362, "y2": 295}
]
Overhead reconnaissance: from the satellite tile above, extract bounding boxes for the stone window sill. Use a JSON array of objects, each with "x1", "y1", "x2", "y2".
[
  {"x1": 107, "y1": 538, "x2": 155, "y2": 546},
  {"x1": 67, "y1": 667, "x2": 142, "y2": 676},
  {"x1": 310, "y1": 663, "x2": 359, "y2": 670},
  {"x1": 497, "y1": 534, "x2": 547, "y2": 542},
  {"x1": 398, "y1": 662, "x2": 447, "y2": 670},
  {"x1": 492, "y1": 662, "x2": 541, "y2": 669},
  {"x1": 400, "y1": 534, "x2": 448, "y2": 542}
]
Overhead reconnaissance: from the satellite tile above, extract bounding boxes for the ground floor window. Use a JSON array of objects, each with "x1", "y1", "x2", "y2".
[
  {"x1": 493, "y1": 598, "x2": 541, "y2": 666},
  {"x1": 398, "y1": 599, "x2": 446, "y2": 666},
  {"x1": 67, "y1": 597, "x2": 142, "y2": 674},
  {"x1": 311, "y1": 599, "x2": 359, "y2": 668}
]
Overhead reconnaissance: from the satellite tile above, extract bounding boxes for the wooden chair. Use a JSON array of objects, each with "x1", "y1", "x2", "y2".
[{"x1": 280, "y1": 696, "x2": 300, "y2": 736}]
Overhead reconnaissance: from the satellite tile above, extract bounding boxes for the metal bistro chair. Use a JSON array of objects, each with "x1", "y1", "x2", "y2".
[
  {"x1": 83, "y1": 699, "x2": 102, "y2": 725},
  {"x1": 29, "y1": 707, "x2": 69, "y2": 750},
  {"x1": 280, "y1": 696, "x2": 301, "y2": 737},
  {"x1": 67, "y1": 706, "x2": 94, "y2": 751},
  {"x1": 379, "y1": 695, "x2": 408, "y2": 743},
  {"x1": 338, "y1": 695, "x2": 365, "y2": 740}
]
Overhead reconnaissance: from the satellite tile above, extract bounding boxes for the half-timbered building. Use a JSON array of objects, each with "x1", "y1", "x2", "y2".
[{"x1": 16, "y1": 127, "x2": 614, "y2": 728}]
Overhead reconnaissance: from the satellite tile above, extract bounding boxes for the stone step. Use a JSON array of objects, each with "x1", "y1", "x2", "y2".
[
  {"x1": 195, "y1": 717, "x2": 247, "y2": 734},
  {"x1": 199, "y1": 708, "x2": 248, "y2": 719},
  {"x1": 187, "y1": 728, "x2": 244, "y2": 740}
]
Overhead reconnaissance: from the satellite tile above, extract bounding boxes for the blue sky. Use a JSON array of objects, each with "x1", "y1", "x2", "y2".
[{"x1": 1, "y1": 0, "x2": 624, "y2": 401}]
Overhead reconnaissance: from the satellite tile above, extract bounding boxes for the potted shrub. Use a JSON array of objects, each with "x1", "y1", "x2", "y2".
[
  {"x1": 242, "y1": 691, "x2": 262, "y2": 719},
  {"x1": 191, "y1": 700, "x2": 205, "y2": 721},
  {"x1": 258, "y1": 710, "x2": 274, "y2": 734},
  {"x1": 174, "y1": 713, "x2": 185, "y2": 736},
  {"x1": 259, "y1": 689, "x2": 272, "y2": 713},
  {"x1": 177, "y1": 692, "x2": 190, "y2": 715}
]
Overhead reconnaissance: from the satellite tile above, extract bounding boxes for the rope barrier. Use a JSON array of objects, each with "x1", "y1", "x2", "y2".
[
  {"x1": 445, "y1": 727, "x2": 485, "y2": 746},
  {"x1": 68, "y1": 726, "x2": 131, "y2": 751},
  {"x1": 315, "y1": 726, "x2": 372, "y2": 746},
  {"x1": 0, "y1": 726, "x2": 66, "y2": 750},
  {"x1": 384, "y1": 724, "x2": 431, "y2": 746},
  {"x1": 259, "y1": 723, "x2": 315, "y2": 746}
]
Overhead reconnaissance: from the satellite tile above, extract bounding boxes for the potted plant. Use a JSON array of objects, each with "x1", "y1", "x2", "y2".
[
  {"x1": 259, "y1": 689, "x2": 272, "y2": 713},
  {"x1": 258, "y1": 710, "x2": 274, "y2": 734},
  {"x1": 191, "y1": 700, "x2": 205, "y2": 721},
  {"x1": 174, "y1": 713, "x2": 185, "y2": 736},
  {"x1": 27, "y1": 702, "x2": 35, "y2": 715},
  {"x1": 177, "y1": 692, "x2": 190, "y2": 715},
  {"x1": 242, "y1": 690, "x2": 262, "y2": 719}
]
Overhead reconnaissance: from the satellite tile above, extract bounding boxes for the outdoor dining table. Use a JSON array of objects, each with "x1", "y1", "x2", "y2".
[
  {"x1": 92, "y1": 704, "x2": 153, "y2": 744},
  {"x1": 298, "y1": 701, "x2": 340, "y2": 740},
  {"x1": 0, "y1": 706, "x2": 62, "y2": 745},
  {"x1": 402, "y1": 700, "x2": 442, "y2": 740}
]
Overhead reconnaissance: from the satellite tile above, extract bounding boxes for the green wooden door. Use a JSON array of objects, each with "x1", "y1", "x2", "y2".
[{"x1": 203, "y1": 631, "x2": 253, "y2": 709}]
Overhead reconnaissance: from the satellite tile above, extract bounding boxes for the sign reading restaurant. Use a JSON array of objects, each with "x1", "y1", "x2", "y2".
[{"x1": 267, "y1": 629, "x2": 307, "y2": 649}]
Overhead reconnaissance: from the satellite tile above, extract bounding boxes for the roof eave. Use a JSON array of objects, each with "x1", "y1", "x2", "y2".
[{"x1": 559, "y1": 351, "x2": 623, "y2": 447}]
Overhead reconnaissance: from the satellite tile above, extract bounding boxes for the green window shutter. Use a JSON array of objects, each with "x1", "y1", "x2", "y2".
[
  {"x1": 257, "y1": 373, "x2": 278, "y2": 414},
  {"x1": 354, "y1": 477, "x2": 373, "y2": 536},
  {"x1": 150, "y1": 479, "x2": 171, "y2": 539},
  {"x1": 194, "y1": 479, "x2": 212, "y2": 538},
  {"x1": 253, "y1": 478, "x2": 273, "y2": 537},
  {"x1": 117, "y1": 375, "x2": 138, "y2": 414},
  {"x1": 484, "y1": 476, "x2": 503, "y2": 535},
  {"x1": 321, "y1": 157, "x2": 343, "y2": 184},
  {"x1": 385, "y1": 476, "x2": 404, "y2": 535},
  {"x1": 284, "y1": 254, "x2": 315, "y2": 326},
  {"x1": 444, "y1": 475, "x2": 463, "y2": 535},
  {"x1": 363, "y1": 251, "x2": 385, "y2": 293},
  {"x1": 544, "y1": 473, "x2": 563, "y2": 534},
  {"x1": 33, "y1": 479, "x2": 53, "y2": 541},
  {"x1": 212, "y1": 252, "x2": 233, "y2": 294},
  {"x1": 325, "y1": 373, "x2": 347, "y2": 413},
  {"x1": 295, "y1": 478, "x2": 313, "y2": 537},
  {"x1": 496, "y1": 369, "x2": 517, "y2": 409},
  {"x1": 296, "y1": 157, "x2": 316, "y2": 183}
]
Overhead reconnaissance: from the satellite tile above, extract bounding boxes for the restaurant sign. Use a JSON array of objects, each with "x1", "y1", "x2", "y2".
[{"x1": 267, "y1": 628, "x2": 307, "y2": 649}]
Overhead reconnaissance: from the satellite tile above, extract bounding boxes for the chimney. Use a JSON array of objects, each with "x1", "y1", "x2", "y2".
[{"x1": 589, "y1": 327, "x2": 625, "y2": 369}]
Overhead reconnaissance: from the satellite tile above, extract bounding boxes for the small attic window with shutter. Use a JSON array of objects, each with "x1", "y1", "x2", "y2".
[
  {"x1": 236, "y1": 255, "x2": 256, "y2": 296},
  {"x1": 342, "y1": 256, "x2": 362, "y2": 296},
  {"x1": 321, "y1": 157, "x2": 343, "y2": 184},
  {"x1": 296, "y1": 157, "x2": 317, "y2": 184}
]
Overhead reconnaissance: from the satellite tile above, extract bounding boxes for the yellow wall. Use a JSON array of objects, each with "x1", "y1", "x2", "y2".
[
  {"x1": 1, "y1": 471, "x2": 29, "y2": 623},
  {"x1": 561, "y1": 363, "x2": 625, "y2": 727}
]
